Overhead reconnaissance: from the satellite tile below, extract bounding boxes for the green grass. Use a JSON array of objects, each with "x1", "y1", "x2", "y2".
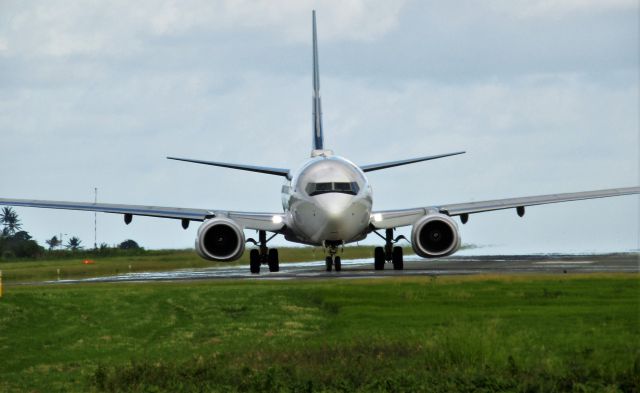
[
  {"x1": 0, "y1": 274, "x2": 638, "y2": 392},
  {"x1": 0, "y1": 246, "x2": 391, "y2": 283}
]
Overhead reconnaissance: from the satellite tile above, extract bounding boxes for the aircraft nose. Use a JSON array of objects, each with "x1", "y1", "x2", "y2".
[
  {"x1": 315, "y1": 194, "x2": 352, "y2": 220},
  {"x1": 294, "y1": 192, "x2": 370, "y2": 243}
]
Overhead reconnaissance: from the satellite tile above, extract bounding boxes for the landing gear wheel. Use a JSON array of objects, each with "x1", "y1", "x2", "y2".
[
  {"x1": 374, "y1": 247, "x2": 385, "y2": 270},
  {"x1": 249, "y1": 249, "x2": 260, "y2": 274},
  {"x1": 325, "y1": 256, "x2": 333, "y2": 272},
  {"x1": 334, "y1": 256, "x2": 342, "y2": 272},
  {"x1": 268, "y1": 248, "x2": 280, "y2": 272},
  {"x1": 392, "y1": 246, "x2": 404, "y2": 270}
]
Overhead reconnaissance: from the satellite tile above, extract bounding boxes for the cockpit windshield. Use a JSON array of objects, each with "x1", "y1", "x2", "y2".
[{"x1": 306, "y1": 182, "x2": 360, "y2": 196}]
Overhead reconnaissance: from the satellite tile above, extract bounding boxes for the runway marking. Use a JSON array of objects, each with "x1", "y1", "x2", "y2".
[
  {"x1": 534, "y1": 261, "x2": 594, "y2": 265},
  {"x1": 21, "y1": 256, "x2": 636, "y2": 286}
]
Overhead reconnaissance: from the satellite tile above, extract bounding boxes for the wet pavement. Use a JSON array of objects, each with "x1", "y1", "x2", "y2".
[{"x1": 39, "y1": 253, "x2": 638, "y2": 285}]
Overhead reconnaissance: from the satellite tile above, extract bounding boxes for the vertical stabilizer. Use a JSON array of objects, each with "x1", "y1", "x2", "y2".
[{"x1": 312, "y1": 10, "x2": 324, "y2": 151}]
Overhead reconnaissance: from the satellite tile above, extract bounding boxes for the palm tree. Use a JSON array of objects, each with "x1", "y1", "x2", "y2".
[
  {"x1": 45, "y1": 236, "x2": 61, "y2": 250},
  {"x1": 0, "y1": 207, "x2": 22, "y2": 237},
  {"x1": 66, "y1": 236, "x2": 83, "y2": 251}
]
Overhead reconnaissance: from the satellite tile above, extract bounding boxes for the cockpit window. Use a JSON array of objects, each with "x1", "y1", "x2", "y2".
[{"x1": 306, "y1": 182, "x2": 360, "y2": 196}]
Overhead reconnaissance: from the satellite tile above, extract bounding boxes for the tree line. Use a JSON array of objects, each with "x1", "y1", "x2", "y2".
[{"x1": 1, "y1": 207, "x2": 142, "y2": 260}]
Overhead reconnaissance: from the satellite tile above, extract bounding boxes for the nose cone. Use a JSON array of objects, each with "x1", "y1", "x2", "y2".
[
  {"x1": 316, "y1": 193, "x2": 352, "y2": 220},
  {"x1": 312, "y1": 193, "x2": 366, "y2": 241},
  {"x1": 290, "y1": 192, "x2": 371, "y2": 244}
]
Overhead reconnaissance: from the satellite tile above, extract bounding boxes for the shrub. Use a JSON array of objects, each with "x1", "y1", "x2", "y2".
[{"x1": 118, "y1": 239, "x2": 141, "y2": 250}]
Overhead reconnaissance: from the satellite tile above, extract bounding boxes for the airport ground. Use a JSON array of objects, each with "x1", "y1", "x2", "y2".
[
  {"x1": 0, "y1": 246, "x2": 391, "y2": 283},
  {"x1": 1, "y1": 247, "x2": 636, "y2": 284},
  {"x1": 0, "y1": 255, "x2": 638, "y2": 392}
]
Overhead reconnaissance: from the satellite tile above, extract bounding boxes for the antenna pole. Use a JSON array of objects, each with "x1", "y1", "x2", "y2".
[{"x1": 94, "y1": 187, "x2": 97, "y2": 249}]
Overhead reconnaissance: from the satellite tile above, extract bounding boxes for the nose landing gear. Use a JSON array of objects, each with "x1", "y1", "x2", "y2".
[
  {"x1": 324, "y1": 241, "x2": 343, "y2": 272},
  {"x1": 373, "y1": 228, "x2": 405, "y2": 271},
  {"x1": 247, "y1": 230, "x2": 280, "y2": 274},
  {"x1": 325, "y1": 255, "x2": 342, "y2": 272}
]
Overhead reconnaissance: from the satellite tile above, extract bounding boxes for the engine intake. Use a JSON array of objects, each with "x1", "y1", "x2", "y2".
[
  {"x1": 195, "y1": 217, "x2": 245, "y2": 261},
  {"x1": 411, "y1": 213, "x2": 461, "y2": 258}
]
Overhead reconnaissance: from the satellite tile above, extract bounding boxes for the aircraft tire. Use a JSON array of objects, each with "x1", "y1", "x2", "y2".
[
  {"x1": 334, "y1": 256, "x2": 341, "y2": 272},
  {"x1": 392, "y1": 246, "x2": 403, "y2": 270},
  {"x1": 325, "y1": 256, "x2": 333, "y2": 272},
  {"x1": 268, "y1": 248, "x2": 280, "y2": 272},
  {"x1": 374, "y1": 247, "x2": 385, "y2": 270},
  {"x1": 250, "y1": 249, "x2": 261, "y2": 274}
]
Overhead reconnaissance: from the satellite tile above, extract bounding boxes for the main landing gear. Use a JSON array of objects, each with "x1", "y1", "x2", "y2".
[
  {"x1": 248, "y1": 230, "x2": 279, "y2": 274},
  {"x1": 324, "y1": 241, "x2": 343, "y2": 272},
  {"x1": 373, "y1": 228, "x2": 405, "y2": 271}
]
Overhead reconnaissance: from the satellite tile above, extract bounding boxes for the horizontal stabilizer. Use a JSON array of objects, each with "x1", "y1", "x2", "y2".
[
  {"x1": 360, "y1": 151, "x2": 466, "y2": 172},
  {"x1": 167, "y1": 157, "x2": 291, "y2": 178}
]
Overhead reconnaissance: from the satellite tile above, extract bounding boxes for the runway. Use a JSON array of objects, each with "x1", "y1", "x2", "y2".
[{"x1": 44, "y1": 253, "x2": 638, "y2": 285}]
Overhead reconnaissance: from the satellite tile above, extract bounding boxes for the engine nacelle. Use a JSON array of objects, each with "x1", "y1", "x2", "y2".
[
  {"x1": 195, "y1": 217, "x2": 245, "y2": 262},
  {"x1": 411, "y1": 213, "x2": 461, "y2": 258}
]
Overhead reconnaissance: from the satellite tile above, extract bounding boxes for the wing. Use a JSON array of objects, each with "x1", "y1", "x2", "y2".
[
  {"x1": 371, "y1": 186, "x2": 640, "y2": 229},
  {"x1": 0, "y1": 198, "x2": 285, "y2": 232}
]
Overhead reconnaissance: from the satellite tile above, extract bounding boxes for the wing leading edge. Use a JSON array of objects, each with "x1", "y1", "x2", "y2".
[
  {"x1": 0, "y1": 198, "x2": 286, "y2": 232},
  {"x1": 371, "y1": 186, "x2": 640, "y2": 229}
]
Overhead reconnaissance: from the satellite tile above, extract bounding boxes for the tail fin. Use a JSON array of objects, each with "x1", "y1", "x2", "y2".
[{"x1": 312, "y1": 10, "x2": 324, "y2": 151}]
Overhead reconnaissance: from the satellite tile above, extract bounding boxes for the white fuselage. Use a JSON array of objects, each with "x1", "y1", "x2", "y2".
[{"x1": 281, "y1": 151, "x2": 373, "y2": 246}]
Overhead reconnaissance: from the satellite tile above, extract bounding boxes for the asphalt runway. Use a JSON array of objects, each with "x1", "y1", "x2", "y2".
[{"x1": 44, "y1": 253, "x2": 638, "y2": 285}]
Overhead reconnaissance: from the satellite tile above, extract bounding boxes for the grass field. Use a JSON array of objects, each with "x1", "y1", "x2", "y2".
[
  {"x1": 0, "y1": 246, "x2": 395, "y2": 283},
  {"x1": 0, "y1": 274, "x2": 638, "y2": 392}
]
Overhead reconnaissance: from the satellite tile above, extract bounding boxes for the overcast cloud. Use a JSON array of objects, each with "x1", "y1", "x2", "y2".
[{"x1": 1, "y1": 0, "x2": 637, "y2": 253}]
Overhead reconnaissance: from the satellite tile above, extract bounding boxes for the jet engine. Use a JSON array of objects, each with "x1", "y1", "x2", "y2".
[
  {"x1": 411, "y1": 213, "x2": 461, "y2": 258},
  {"x1": 195, "y1": 217, "x2": 245, "y2": 261}
]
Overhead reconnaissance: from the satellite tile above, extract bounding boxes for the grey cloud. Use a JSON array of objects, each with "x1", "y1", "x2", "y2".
[{"x1": 0, "y1": 1, "x2": 637, "y2": 252}]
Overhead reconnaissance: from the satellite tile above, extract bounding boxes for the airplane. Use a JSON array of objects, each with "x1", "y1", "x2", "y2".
[{"x1": 1, "y1": 11, "x2": 638, "y2": 274}]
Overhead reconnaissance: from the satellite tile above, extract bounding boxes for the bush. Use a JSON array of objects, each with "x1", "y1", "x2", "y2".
[
  {"x1": 0, "y1": 235, "x2": 44, "y2": 260},
  {"x1": 118, "y1": 239, "x2": 141, "y2": 250}
]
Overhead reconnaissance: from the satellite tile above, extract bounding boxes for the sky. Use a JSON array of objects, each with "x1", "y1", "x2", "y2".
[{"x1": 1, "y1": 0, "x2": 638, "y2": 254}]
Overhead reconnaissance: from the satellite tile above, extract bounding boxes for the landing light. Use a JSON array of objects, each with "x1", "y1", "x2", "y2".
[
  {"x1": 272, "y1": 215, "x2": 283, "y2": 224},
  {"x1": 373, "y1": 213, "x2": 383, "y2": 222}
]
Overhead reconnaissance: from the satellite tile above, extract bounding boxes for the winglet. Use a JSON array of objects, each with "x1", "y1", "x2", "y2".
[{"x1": 312, "y1": 10, "x2": 324, "y2": 151}]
